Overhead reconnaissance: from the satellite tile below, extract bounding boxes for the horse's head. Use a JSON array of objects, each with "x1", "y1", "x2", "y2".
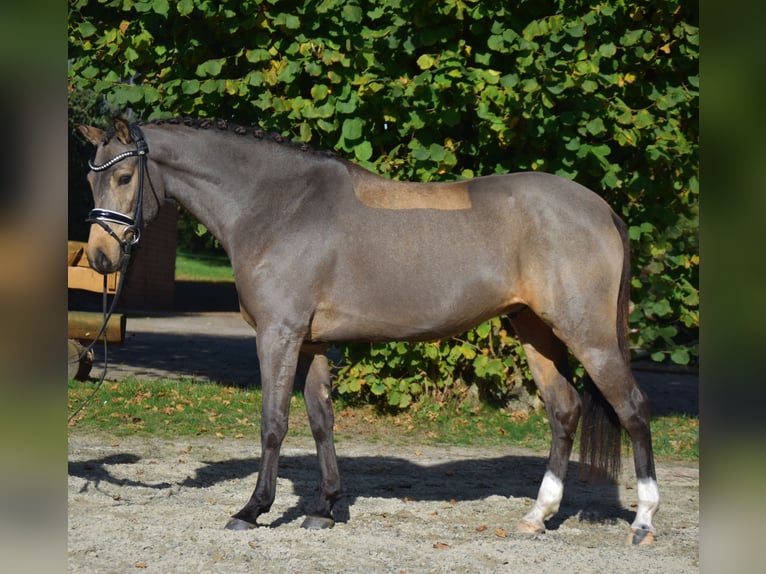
[{"x1": 77, "y1": 118, "x2": 163, "y2": 274}]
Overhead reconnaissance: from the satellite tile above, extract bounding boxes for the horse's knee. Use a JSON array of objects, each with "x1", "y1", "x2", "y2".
[{"x1": 262, "y1": 419, "x2": 288, "y2": 449}]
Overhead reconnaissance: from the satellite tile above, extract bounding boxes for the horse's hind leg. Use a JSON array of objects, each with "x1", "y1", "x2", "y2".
[
  {"x1": 300, "y1": 351, "x2": 341, "y2": 529},
  {"x1": 575, "y1": 345, "x2": 659, "y2": 545},
  {"x1": 509, "y1": 309, "x2": 581, "y2": 534}
]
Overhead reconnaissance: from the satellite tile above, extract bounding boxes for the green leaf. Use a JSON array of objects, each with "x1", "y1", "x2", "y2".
[
  {"x1": 341, "y1": 117, "x2": 363, "y2": 141},
  {"x1": 370, "y1": 381, "x2": 387, "y2": 396},
  {"x1": 411, "y1": 146, "x2": 430, "y2": 161},
  {"x1": 342, "y1": 4, "x2": 363, "y2": 23},
  {"x1": 475, "y1": 322, "x2": 491, "y2": 339},
  {"x1": 182, "y1": 79, "x2": 200, "y2": 95},
  {"x1": 200, "y1": 79, "x2": 223, "y2": 94},
  {"x1": 246, "y1": 49, "x2": 271, "y2": 63},
  {"x1": 564, "y1": 136, "x2": 581, "y2": 151},
  {"x1": 117, "y1": 84, "x2": 144, "y2": 104},
  {"x1": 652, "y1": 300, "x2": 673, "y2": 317},
  {"x1": 177, "y1": 0, "x2": 194, "y2": 16},
  {"x1": 634, "y1": 109, "x2": 654, "y2": 129},
  {"x1": 416, "y1": 54, "x2": 436, "y2": 70},
  {"x1": 522, "y1": 20, "x2": 543, "y2": 40},
  {"x1": 586, "y1": 117, "x2": 606, "y2": 135},
  {"x1": 599, "y1": 42, "x2": 617, "y2": 57},
  {"x1": 670, "y1": 348, "x2": 691, "y2": 365},
  {"x1": 460, "y1": 346, "x2": 476, "y2": 360},
  {"x1": 196, "y1": 59, "x2": 225, "y2": 78},
  {"x1": 428, "y1": 143, "x2": 446, "y2": 162},
  {"x1": 78, "y1": 21, "x2": 97, "y2": 38},
  {"x1": 424, "y1": 344, "x2": 439, "y2": 360},
  {"x1": 152, "y1": 0, "x2": 170, "y2": 16},
  {"x1": 353, "y1": 140, "x2": 373, "y2": 161},
  {"x1": 621, "y1": 29, "x2": 643, "y2": 46},
  {"x1": 487, "y1": 35, "x2": 505, "y2": 51},
  {"x1": 581, "y1": 79, "x2": 598, "y2": 93},
  {"x1": 286, "y1": 14, "x2": 301, "y2": 29},
  {"x1": 80, "y1": 65, "x2": 99, "y2": 79},
  {"x1": 311, "y1": 84, "x2": 329, "y2": 101},
  {"x1": 500, "y1": 73, "x2": 519, "y2": 89},
  {"x1": 566, "y1": 21, "x2": 585, "y2": 38}
]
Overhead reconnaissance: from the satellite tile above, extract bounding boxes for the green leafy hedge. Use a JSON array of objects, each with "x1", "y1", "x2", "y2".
[{"x1": 69, "y1": 0, "x2": 698, "y2": 408}]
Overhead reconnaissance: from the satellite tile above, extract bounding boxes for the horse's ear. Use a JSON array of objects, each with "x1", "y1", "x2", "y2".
[
  {"x1": 114, "y1": 118, "x2": 133, "y2": 145},
  {"x1": 77, "y1": 124, "x2": 104, "y2": 146}
]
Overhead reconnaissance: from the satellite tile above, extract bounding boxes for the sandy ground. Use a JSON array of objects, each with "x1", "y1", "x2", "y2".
[
  {"x1": 69, "y1": 311, "x2": 698, "y2": 573},
  {"x1": 68, "y1": 431, "x2": 698, "y2": 573}
]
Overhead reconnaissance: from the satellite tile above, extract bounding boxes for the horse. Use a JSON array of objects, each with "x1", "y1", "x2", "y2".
[{"x1": 77, "y1": 117, "x2": 659, "y2": 545}]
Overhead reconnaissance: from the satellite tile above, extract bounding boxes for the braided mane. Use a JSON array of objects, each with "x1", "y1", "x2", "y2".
[{"x1": 139, "y1": 116, "x2": 341, "y2": 161}]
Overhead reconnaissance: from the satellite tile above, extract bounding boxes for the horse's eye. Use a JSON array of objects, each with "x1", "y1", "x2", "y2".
[{"x1": 117, "y1": 173, "x2": 132, "y2": 186}]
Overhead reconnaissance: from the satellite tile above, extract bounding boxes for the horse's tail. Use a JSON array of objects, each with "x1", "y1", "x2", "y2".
[{"x1": 578, "y1": 211, "x2": 631, "y2": 482}]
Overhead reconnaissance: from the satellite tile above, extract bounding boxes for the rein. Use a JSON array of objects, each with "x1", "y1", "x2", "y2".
[{"x1": 69, "y1": 124, "x2": 151, "y2": 423}]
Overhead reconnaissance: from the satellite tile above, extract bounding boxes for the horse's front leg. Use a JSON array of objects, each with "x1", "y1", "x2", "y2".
[
  {"x1": 300, "y1": 351, "x2": 341, "y2": 529},
  {"x1": 226, "y1": 329, "x2": 303, "y2": 530}
]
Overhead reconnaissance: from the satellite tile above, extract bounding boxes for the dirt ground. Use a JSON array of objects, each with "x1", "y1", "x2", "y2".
[
  {"x1": 68, "y1": 430, "x2": 698, "y2": 573},
  {"x1": 69, "y1": 311, "x2": 698, "y2": 573}
]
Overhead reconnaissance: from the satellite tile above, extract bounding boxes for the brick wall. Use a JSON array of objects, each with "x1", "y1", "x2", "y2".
[{"x1": 120, "y1": 204, "x2": 178, "y2": 310}]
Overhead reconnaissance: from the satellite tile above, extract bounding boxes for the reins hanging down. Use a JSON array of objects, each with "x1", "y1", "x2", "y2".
[{"x1": 69, "y1": 124, "x2": 151, "y2": 423}]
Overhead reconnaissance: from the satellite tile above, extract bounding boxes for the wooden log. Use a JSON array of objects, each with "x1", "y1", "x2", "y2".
[{"x1": 68, "y1": 311, "x2": 126, "y2": 345}]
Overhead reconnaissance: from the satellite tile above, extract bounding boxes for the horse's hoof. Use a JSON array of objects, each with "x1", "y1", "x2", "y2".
[
  {"x1": 225, "y1": 517, "x2": 258, "y2": 531},
  {"x1": 516, "y1": 519, "x2": 545, "y2": 534},
  {"x1": 301, "y1": 515, "x2": 335, "y2": 530},
  {"x1": 627, "y1": 526, "x2": 656, "y2": 545}
]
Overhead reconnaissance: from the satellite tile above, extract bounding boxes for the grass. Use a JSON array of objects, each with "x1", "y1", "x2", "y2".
[
  {"x1": 67, "y1": 378, "x2": 698, "y2": 463},
  {"x1": 175, "y1": 252, "x2": 234, "y2": 282}
]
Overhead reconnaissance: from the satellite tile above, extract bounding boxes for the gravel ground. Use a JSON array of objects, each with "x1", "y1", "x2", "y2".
[{"x1": 68, "y1": 431, "x2": 698, "y2": 573}]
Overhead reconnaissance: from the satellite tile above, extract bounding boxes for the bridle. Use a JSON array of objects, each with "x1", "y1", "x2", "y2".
[
  {"x1": 69, "y1": 123, "x2": 155, "y2": 423},
  {"x1": 86, "y1": 123, "x2": 152, "y2": 253}
]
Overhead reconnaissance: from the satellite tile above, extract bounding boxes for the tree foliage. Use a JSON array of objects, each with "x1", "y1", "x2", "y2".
[{"x1": 69, "y1": 0, "x2": 698, "y2": 408}]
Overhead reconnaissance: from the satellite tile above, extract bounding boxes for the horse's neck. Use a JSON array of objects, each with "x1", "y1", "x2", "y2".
[{"x1": 147, "y1": 126, "x2": 293, "y2": 253}]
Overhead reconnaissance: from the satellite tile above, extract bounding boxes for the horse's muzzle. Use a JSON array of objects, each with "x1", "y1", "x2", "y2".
[{"x1": 87, "y1": 246, "x2": 122, "y2": 275}]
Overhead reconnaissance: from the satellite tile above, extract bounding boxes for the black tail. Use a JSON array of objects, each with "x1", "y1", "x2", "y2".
[
  {"x1": 578, "y1": 212, "x2": 632, "y2": 482},
  {"x1": 578, "y1": 375, "x2": 622, "y2": 482}
]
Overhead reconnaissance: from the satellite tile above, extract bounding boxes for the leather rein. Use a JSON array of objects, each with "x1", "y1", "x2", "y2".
[{"x1": 69, "y1": 123, "x2": 154, "y2": 423}]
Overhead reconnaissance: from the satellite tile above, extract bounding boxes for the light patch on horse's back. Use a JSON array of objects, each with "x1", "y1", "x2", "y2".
[{"x1": 347, "y1": 166, "x2": 472, "y2": 210}]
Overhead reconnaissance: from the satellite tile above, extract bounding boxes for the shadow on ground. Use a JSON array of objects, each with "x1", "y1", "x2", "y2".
[{"x1": 68, "y1": 449, "x2": 632, "y2": 530}]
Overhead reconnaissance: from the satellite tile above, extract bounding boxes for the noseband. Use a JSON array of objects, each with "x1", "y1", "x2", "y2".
[{"x1": 86, "y1": 124, "x2": 151, "y2": 252}]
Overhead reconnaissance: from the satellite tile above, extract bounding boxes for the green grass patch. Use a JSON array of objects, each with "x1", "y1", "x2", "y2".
[
  {"x1": 649, "y1": 414, "x2": 699, "y2": 460},
  {"x1": 68, "y1": 378, "x2": 283, "y2": 439},
  {"x1": 175, "y1": 253, "x2": 234, "y2": 282},
  {"x1": 68, "y1": 378, "x2": 698, "y2": 462}
]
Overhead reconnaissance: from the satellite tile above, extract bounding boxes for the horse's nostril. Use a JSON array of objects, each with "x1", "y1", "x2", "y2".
[{"x1": 89, "y1": 248, "x2": 117, "y2": 274}]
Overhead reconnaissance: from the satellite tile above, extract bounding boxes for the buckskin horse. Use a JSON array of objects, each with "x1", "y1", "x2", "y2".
[{"x1": 77, "y1": 117, "x2": 659, "y2": 545}]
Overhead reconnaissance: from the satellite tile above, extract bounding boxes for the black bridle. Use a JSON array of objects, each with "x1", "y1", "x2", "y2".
[
  {"x1": 86, "y1": 123, "x2": 151, "y2": 252},
  {"x1": 69, "y1": 124, "x2": 153, "y2": 423}
]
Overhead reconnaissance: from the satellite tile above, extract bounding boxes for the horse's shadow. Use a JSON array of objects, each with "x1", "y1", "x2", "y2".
[{"x1": 69, "y1": 449, "x2": 634, "y2": 530}]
